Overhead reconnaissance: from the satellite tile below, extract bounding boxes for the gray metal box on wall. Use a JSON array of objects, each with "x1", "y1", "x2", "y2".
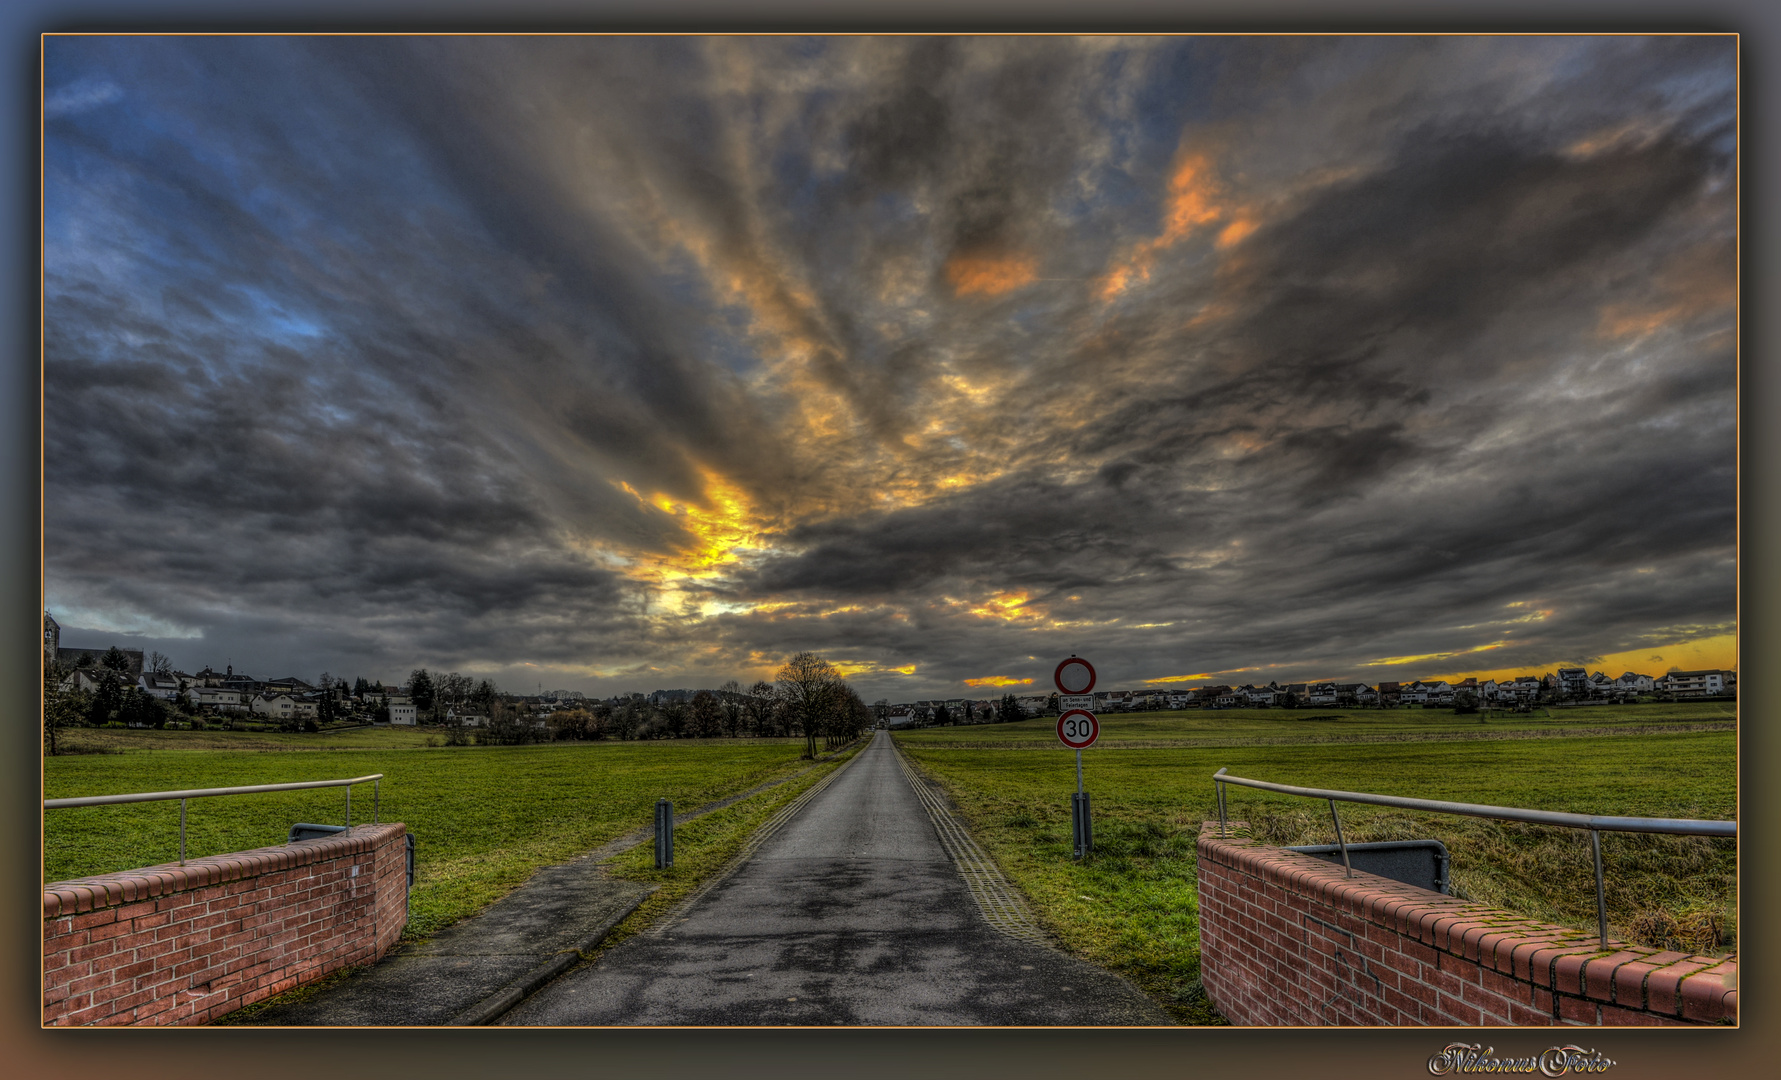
[
  {"x1": 289, "y1": 822, "x2": 415, "y2": 899},
  {"x1": 1285, "y1": 838, "x2": 1450, "y2": 894}
]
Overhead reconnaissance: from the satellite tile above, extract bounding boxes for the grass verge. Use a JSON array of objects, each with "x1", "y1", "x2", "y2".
[
  {"x1": 895, "y1": 727, "x2": 1736, "y2": 1025},
  {"x1": 45, "y1": 737, "x2": 824, "y2": 941},
  {"x1": 580, "y1": 740, "x2": 866, "y2": 957}
]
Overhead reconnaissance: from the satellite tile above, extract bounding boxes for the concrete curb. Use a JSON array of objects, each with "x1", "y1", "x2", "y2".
[{"x1": 449, "y1": 888, "x2": 657, "y2": 1026}]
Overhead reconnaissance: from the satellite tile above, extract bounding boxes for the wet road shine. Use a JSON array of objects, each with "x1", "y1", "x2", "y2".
[{"x1": 502, "y1": 731, "x2": 1168, "y2": 1025}]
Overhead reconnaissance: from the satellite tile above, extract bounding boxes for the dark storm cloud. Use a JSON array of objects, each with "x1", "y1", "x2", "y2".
[{"x1": 43, "y1": 35, "x2": 1736, "y2": 696}]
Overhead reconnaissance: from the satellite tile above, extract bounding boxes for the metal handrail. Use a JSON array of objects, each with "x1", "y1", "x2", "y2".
[
  {"x1": 1211, "y1": 768, "x2": 1736, "y2": 947},
  {"x1": 45, "y1": 774, "x2": 384, "y2": 867}
]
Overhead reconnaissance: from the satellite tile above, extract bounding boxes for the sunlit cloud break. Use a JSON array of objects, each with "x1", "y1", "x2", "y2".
[{"x1": 42, "y1": 35, "x2": 1735, "y2": 698}]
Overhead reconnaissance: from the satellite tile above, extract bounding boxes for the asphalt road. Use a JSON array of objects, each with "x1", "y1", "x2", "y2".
[{"x1": 502, "y1": 730, "x2": 1168, "y2": 1026}]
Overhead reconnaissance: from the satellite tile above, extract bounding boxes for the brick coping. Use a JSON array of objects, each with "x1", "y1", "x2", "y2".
[
  {"x1": 44, "y1": 823, "x2": 409, "y2": 919},
  {"x1": 1198, "y1": 821, "x2": 1736, "y2": 1024}
]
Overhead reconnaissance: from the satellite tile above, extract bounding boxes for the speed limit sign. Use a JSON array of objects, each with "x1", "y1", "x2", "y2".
[{"x1": 1057, "y1": 708, "x2": 1099, "y2": 749}]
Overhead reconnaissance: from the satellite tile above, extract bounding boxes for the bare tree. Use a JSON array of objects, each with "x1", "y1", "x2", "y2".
[
  {"x1": 437, "y1": 672, "x2": 474, "y2": 718},
  {"x1": 776, "y1": 652, "x2": 841, "y2": 759},
  {"x1": 43, "y1": 658, "x2": 77, "y2": 755},
  {"x1": 745, "y1": 680, "x2": 776, "y2": 737},
  {"x1": 147, "y1": 651, "x2": 172, "y2": 676},
  {"x1": 831, "y1": 686, "x2": 871, "y2": 749},
  {"x1": 690, "y1": 690, "x2": 724, "y2": 738}
]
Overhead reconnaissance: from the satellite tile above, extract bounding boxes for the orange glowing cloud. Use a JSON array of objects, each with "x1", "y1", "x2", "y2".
[
  {"x1": 964, "y1": 676, "x2": 1034, "y2": 688},
  {"x1": 946, "y1": 250, "x2": 1038, "y2": 297},
  {"x1": 1097, "y1": 150, "x2": 1258, "y2": 301},
  {"x1": 1594, "y1": 239, "x2": 1734, "y2": 342},
  {"x1": 965, "y1": 591, "x2": 1043, "y2": 621}
]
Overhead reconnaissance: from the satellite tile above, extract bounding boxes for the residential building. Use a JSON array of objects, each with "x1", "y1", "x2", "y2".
[
  {"x1": 251, "y1": 693, "x2": 300, "y2": 721},
  {"x1": 1659, "y1": 670, "x2": 1734, "y2": 697},
  {"x1": 137, "y1": 671, "x2": 184, "y2": 701},
  {"x1": 187, "y1": 687, "x2": 246, "y2": 713}
]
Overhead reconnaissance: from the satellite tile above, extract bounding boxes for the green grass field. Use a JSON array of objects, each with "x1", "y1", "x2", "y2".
[
  {"x1": 898, "y1": 700, "x2": 1736, "y2": 748},
  {"x1": 895, "y1": 703, "x2": 1738, "y2": 1025},
  {"x1": 43, "y1": 731, "x2": 827, "y2": 940}
]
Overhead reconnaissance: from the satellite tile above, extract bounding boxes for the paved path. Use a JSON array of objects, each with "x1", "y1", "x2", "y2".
[
  {"x1": 503, "y1": 731, "x2": 1168, "y2": 1026},
  {"x1": 237, "y1": 752, "x2": 876, "y2": 1026}
]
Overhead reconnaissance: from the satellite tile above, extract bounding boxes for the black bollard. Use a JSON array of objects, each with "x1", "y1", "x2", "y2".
[
  {"x1": 654, "y1": 798, "x2": 674, "y2": 868},
  {"x1": 1071, "y1": 791, "x2": 1092, "y2": 859}
]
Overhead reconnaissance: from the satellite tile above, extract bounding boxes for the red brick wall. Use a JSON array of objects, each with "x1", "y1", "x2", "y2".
[
  {"x1": 1197, "y1": 822, "x2": 1736, "y2": 1027},
  {"x1": 43, "y1": 822, "x2": 409, "y2": 1026}
]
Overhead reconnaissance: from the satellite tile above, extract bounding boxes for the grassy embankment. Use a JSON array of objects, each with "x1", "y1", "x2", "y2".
[
  {"x1": 43, "y1": 730, "x2": 852, "y2": 942},
  {"x1": 895, "y1": 702, "x2": 1737, "y2": 1025}
]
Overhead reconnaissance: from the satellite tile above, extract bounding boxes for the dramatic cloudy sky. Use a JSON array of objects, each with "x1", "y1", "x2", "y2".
[{"x1": 42, "y1": 35, "x2": 1737, "y2": 698}]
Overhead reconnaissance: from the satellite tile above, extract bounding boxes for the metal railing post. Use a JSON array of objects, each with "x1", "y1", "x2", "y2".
[
  {"x1": 1207, "y1": 768, "x2": 1737, "y2": 951},
  {"x1": 179, "y1": 799, "x2": 187, "y2": 865},
  {"x1": 1591, "y1": 830, "x2": 1608, "y2": 947},
  {"x1": 345, "y1": 784, "x2": 351, "y2": 831},
  {"x1": 374, "y1": 778, "x2": 380, "y2": 824},
  {"x1": 1215, "y1": 767, "x2": 1228, "y2": 838},
  {"x1": 1328, "y1": 798, "x2": 1352, "y2": 878}
]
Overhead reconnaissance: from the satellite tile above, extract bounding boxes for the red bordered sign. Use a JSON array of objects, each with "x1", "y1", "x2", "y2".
[
  {"x1": 1057, "y1": 709, "x2": 1099, "y2": 749},
  {"x1": 1054, "y1": 656, "x2": 1096, "y2": 695}
]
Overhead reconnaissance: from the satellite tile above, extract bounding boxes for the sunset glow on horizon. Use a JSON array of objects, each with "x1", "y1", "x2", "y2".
[{"x1": 44, "y1": 36, "x2": 1735, "y2": 698}]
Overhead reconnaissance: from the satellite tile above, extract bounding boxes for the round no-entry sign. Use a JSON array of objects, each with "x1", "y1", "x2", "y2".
[
  {"x1": 1057, "y1": 709, "x2": 1099, "y2": 749},
  {"x1": 1054, "y1": 656, "x2": 1096, "y2": 695}
]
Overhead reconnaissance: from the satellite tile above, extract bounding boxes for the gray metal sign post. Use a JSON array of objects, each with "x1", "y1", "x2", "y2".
[
  {"x1": 1055, "y1": 656, "x2": 1099, "y2": 859},
  {"x1": 654, "y1": 798, "x2": 674, "y2": 868}
]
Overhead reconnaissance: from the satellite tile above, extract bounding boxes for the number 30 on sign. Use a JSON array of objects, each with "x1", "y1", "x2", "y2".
[{"x1": 1057, "y1": 708, "x2": 1099, "y2": 749}]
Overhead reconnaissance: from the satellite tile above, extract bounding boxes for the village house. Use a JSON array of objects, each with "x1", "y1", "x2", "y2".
[
  {"x1": 1659, "y1": 669, "x2": 1735, "y2": 697},
  {"x1": 447, "y1": 705, "x2": 488, "y2": 727},
  {"x1": 187, "y1": 686, "x2": 247, "y2": 713},
  {"x1": 137, "y1": 671, "x2": 184, "y2": 701},
  {"x1": 250, "y1": 693, "x2": 300, "y2": 721},
  {"x1": 1555, "y1": 668, "x2": 1590, "y2": 696}
]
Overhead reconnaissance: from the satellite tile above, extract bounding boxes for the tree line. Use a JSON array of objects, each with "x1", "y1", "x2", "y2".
[
  {"x1": 534, "y1": 652, "x2": 871, "y2": 759},
  {"x1": 42, "y1": 647, "x2": 874, "y2": 760}
]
